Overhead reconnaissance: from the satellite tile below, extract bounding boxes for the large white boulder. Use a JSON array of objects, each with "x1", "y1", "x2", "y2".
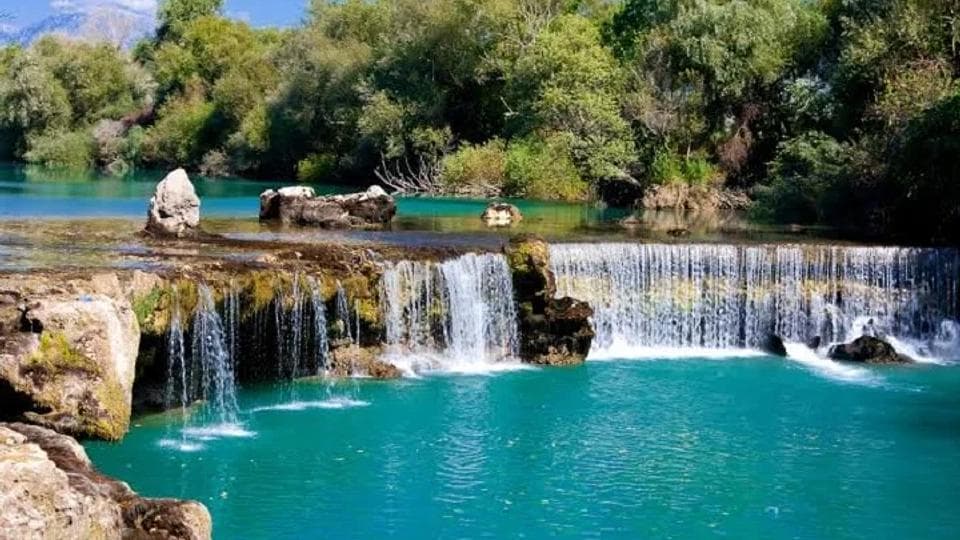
[{"x1": 146, "y1": 168, "x2": 200, "y2": 237}]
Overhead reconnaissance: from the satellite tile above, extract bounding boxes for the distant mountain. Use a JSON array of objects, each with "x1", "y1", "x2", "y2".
[{"x1": 0, "y1": 3, "x2": 156, "y2": 49}]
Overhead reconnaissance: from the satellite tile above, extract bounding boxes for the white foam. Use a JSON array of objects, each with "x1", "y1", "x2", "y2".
[
  {"x1": 157, "y1": 438, "x2": 205, "y2": 452},
  {"x1": 883, "y1": 336, "x2": 952, "y2": 366},
  {"x1": 180, "y1": 423, "x2": 256, "y2": 440},
  {"x1": 587, "y1": 341, "x2": 767, "y2": 361},
  {"x1": 783, "y1": 342, "x2": 880, "y2": 384},
  {"x1": 250, "y1": 398, "x2": 370, "y2": 412},
  {"x1": 384, "y1": 352, "x2": 534, "y2": 377}
]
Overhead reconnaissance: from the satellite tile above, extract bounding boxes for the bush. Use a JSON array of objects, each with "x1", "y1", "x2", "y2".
[
  {"x1": 296, "y1": 153, "x2": 337, "y2": 182},
  {"x1": 200, "y1": 149, "x2": 231, "y2": 177},
  {"x1": 142, "y1": 93, "x2": 218, "y2": 167},
  {"x1": 753, "y1": 132, "x2": 855, "y2": 224},
  {"x1": 504, "y1": 135, "x2": 588, "y2": 201},
  {"x1": 23, "y1": 129, "x2": 95, "y2": 169},
  {"x1": 650, "y1": 149, "x2": 719, "y2": 186},
  {"x1": 440, "y1": 139, "x2": 507, "y2": 196}
]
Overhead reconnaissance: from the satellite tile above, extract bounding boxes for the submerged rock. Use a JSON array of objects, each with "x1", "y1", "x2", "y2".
[
  {"x1": 259, "y1": 185, "x2": 395, "y2": 229},
  {"x1": 481, "y1": 202, "x2": 523, "y2": 227},
  {"x1": 828, "y1": 335, "x2": 913, "y2": 364},
  {"x1": 145, "y1": 168, "x2": 201, "y2": 238},
  {"x1": 506, "y1": 235, "x2": 594, "y2": 366},
  {"x1": 0, "y1": 280, "x2": 140, "y2": 440},
  {"x1": 0, "y1": 422, "x2": 211, "y2": 539},
  {"x1": 761, "y1": 334, "x2": 787, "y2": 357}
]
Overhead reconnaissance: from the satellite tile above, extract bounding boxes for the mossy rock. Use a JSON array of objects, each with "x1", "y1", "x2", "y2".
[{"x1": 25, "y1": 332, "x2": 101, "y2": 377}]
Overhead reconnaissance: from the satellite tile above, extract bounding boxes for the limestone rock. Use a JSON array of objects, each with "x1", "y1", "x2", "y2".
[
  {"x1": 506, "y1": 235, "x2": 594, "y2": 366},
  {"x1": 640, "y1": 183, "x2": 751, "y2": 212},
  {"x1": 259, "y1": 185, "x2": 395, "y2": 229},
  {"x1": 0, "y1": 290, "x2": 140, "y2": 440},
  {"x1": 481, "y1": 202, "x2": 523, "y2": 227},
  {"x1": 828, "y1": 335, "x2": 913, "y2": 364},
  {"x1": 0, "y1": 423, "x2": 211, "y2": 540},
  {"x1": 328, "y1": 346, "x2": 402, "y2": 379},
  {"x1": 146, "y1": 168, "x2": 201, "y2": 238}
]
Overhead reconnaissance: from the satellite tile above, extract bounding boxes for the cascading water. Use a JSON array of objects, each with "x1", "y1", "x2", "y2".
[
  {"x1": 164, "y1": 295, "x2": 187, "y2": 413},
  {"x1": 308, "y1": 276, "x2": 330, "y2": 374},
  {"x1": 224, "y1": 281, "x2": 240, "y2": 372},
  {"x1": 549, "y1": 243, "x2": 960, "y2": 359},
  {"x1": 334, "y1": 281, "x2": 353, "y2": 344},
  {"x1": 380, "y1": 253, "x2": 519, "y2": 371},
  {"x1": 191, "y1": 285, "x2": 240, "y2": 424}
]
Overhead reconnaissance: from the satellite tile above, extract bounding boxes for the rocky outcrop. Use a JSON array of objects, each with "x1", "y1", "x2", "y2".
[
  {"x1": 0, "y1": 422, "x2": 211, "y2": 540},
  {"x1": 481, "y1": 202, "x2": 523, "y2": 227},
  {"x1": 828, "y1": 335, "x2": 913, "y2": 364},
  {"x1": 640, "y1": 183, "x2": 751, "y2": 212},
  {"x1": 145, "y1": 168, "x2": 201, "y2": 238},
  {"x1": 505, "y1": 236, "x2": 594, "y2": 366},
  {"x1": 0, "y1": 275, "x2": 140, "y2": 440},
  {"x1": 328, "y1": 346, "x2": 402, "y2": 379},
  {"x1": 259, "y1": 185, "x2": 396, "y2": 229}
]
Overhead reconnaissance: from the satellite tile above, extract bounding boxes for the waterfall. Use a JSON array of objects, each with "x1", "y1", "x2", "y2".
[
  {"x1": 164, "y1": 295, "x2": 187, "y2": 413},
  {"x1": 550, "y1": 243, "x2": 960, "y2": 358},
  {"x1": 191, "y1": 285, "x2": 239, "y2": 423},
  {"x1": 334, "y1": 281, "x2": 353, "y2": 344},
  {"x1": 308, "y1": 276, "x2": 330, "y2": 374},
  {"x1": 224, "y1": 281, "x2": 240, "y2": 372},
  {"x1": 380, "y1": 253, "x2": 519, "y2": 371}
]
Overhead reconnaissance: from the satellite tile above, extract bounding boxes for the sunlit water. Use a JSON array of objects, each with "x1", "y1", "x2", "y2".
[{"x1": 86, "y1": 357, "x2": 960, "y2": 539}]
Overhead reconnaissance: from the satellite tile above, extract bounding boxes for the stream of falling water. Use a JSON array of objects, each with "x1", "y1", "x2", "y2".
[
  {"x1": 549, "y1": 243, "x2": 960, "y2": 368},
  {"x1": 380, "y1": 253, "x2": 520, "y2": 374}
]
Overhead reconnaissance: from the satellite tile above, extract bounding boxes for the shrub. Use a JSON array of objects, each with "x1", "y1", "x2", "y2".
[
  {"x1": 504, "y1": 134, "x2": 588, "y2": 201},
  {"x1": 753, "y1": 132, "x2": 855, "y2": 224},
  {"x1": 142, "y1": 92, "x2": 218, "y2": 167},
  {"x1": 23, "y1": 129, "x2": 95, "y2": 169},
  {"x1": 296, "y1": 153, "x2": 337, "y2": 182},
  {"x1": 440, "y1": 139, "x2": 507, "y2": 196}
]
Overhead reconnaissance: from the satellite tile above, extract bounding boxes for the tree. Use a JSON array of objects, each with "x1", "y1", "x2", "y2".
[{"x1": 157, "y1": 0, "x2": 224, "y2": 41}]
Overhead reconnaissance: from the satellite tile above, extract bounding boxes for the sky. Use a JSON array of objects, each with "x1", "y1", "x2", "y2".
[{"x1": 0, "y1": 0, "x2": 309, "y2": 29}]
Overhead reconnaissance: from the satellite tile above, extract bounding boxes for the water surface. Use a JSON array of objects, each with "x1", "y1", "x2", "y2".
[{"x1": 87, "y1": 357, "x2": 960, "y2": 539}]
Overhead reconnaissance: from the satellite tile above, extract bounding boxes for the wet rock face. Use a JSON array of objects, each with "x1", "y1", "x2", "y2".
[
  {"x1": 0, "y1": 276, "x2": 139, "y2": 440},
  {"x1": 146, "y1": 168, "x2": 201, "y2": 238},
  {"x1": 762, "y1": 334, "x2": 787, "y2": 357},
  {"x1": 481, "y1": 202, "x2": 523, "y2": 227},
  {"x1": 259, "y1": 185, "x2": 396, "y2": 229},
  {"x1": 328, "y1": 346, "x2": 402, "y2": 379},
  {"x1": 506, "y1": 236, "x2": 595, "y2": 366},
  {"x1": 0, "y1": 423, "x2": 211, "y2": 540},
  {"x1": 828, "y1": 335, "x2": 913, "y2": 364}
]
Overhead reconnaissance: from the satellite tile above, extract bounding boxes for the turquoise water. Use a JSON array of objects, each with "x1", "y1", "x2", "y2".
[
  {"x1": 0, "y1": 164, "x2": 617, "y2": 232},
  {"x1": 86, "y1": 357, "x2": 960, "y2": 539}
]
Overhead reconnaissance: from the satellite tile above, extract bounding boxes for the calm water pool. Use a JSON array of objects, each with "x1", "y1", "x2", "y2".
[
  {"x1": 0, "y1": 164, "x2": 620, "y2": 233},
  {"x1": 86, "y1": 357, "x2": 960, "y2": 539}
]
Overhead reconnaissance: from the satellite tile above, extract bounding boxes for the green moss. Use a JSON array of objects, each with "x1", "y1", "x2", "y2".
[
  {"x1": 91, "y1": 379, "x2": 129, "y2": 441},
  {"x1": 242, "y1": 271, "x2": 282, "y2": 312},
  {"x1": 27, "y1": 332, "x2": 100, "y2": 376},
  {"x1": 133, "y1": 287, "x2": 163, "y2": 329},
  {"x1": 339, "y1": 274, "x2": 381, "y2": 327}
]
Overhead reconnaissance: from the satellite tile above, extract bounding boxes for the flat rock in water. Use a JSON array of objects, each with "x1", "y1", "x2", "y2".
[
  {"x1": 481, "y1": 202, "x2": 523, "y2": 227},
  {"x1": 260, "y1": 185, "x2": 395, "y2": 229}
]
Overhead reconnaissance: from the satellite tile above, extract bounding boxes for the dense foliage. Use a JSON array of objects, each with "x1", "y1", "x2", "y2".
[{"x1": 1, "y1": 0, "x2": 959, "y2": 241}]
